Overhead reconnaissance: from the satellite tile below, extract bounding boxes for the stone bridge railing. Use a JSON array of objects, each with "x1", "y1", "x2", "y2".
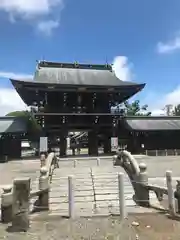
[
  {"x1": 1, "y1": 152, "x2": 58, "y2": 232},
  {"x1": 114, "y1": 150, "x2": 180, "y2": 215}
]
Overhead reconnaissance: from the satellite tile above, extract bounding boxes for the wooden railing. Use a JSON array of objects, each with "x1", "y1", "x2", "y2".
[{"x1": 0, "y1": 152, "x2": 58, "y2": 232}]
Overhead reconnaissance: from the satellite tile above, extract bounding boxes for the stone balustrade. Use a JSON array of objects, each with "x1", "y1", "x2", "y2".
[
  {"x1": 0, "y1": 152, "x2": 58, "y2": 232},
  {"x1": 2, "y1": 150, "x2": 180, "y2": 231},
  {"x1": 114, "y1": 150, "x2": 180, "y2": 215}
]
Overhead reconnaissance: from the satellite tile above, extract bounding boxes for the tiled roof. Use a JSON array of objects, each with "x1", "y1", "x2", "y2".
[{"x1": 0, "y1": 117, "x2": 27, "y2": 133}]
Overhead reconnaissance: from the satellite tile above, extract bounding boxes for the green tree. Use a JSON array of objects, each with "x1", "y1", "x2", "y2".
[
  {"x1": 6, "y1": 110, "x2": 42, "y2": 137},
  {"x1": 172, "y1": 104, "x2": 180, "y2": 116},
  {"x1": 124, "y1": 100, "x2": 151, "y2": 116}
]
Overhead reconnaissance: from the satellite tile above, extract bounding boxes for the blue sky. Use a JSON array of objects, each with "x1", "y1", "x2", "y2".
[{"x1": 0, "y1": 0, "x2": 180, "y2": 115}]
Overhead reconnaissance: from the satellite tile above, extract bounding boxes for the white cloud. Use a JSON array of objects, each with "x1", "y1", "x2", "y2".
[
  {"x1": 0, "y1": 0, "x2": 63, "y2": 17},
  {"x1": 112, "y1": 56, "x2": 133, "y2": 81},
  {"x1": 147, "y1": 85, "x2": 180, "y2": 116},
  {"x1": 0, "y1": 0, "x2": 63, "y2": 33},
  {"x1": 37, "y1": 19, "x2": 59, "y2": 35},
  {"x1": 0, "y1": 88, "x2": 27, "y2": 116},
  {"x1": 0, "y1": 71, "x2": 33, "y2": 80},
  {"x1": 162, "y1": 86, "x2": 180, "y2": 106},
  {"x1": 0, "y1": 70, "x2": 33, "y2": 116},
  {"x1": 151, "y1": 109, "x2": 166, "y2": 116},
  {"x1": 157, "y1": 35, "x2": 180, "y2": 54}
]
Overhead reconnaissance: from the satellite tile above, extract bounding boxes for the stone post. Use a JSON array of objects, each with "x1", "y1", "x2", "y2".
[
  {"x1": 68, "y1": 175, "x2": 75, "y2": 219},
  {"x1": 165, "y1": 149, "x2": 168, "y2": 156},
  {"x1": 73, "y1": 159, "x2": 77, "y2": 168},
  {"x1": 166, "y1": 170, "x2": 175, "y2": 216},
  {"x1": 118, "y1": 173, "x2": 127, "y2": 219},
  {"x1": 1, "y1": 185, "x2": 12, "y2": 223},
  {"x1": 174, "y1": 149, "x2": 178, "y2": 156},
  {"x1": 38, "y1": 166, "x2": 49, "y2": 211},
  {"x1": 136, "y1": 163, "x2": 149, "y2": 207},
  {"x1": 97, "y1": 158, "x2": 100, "y2": 166},
  {"x1": 40, "y1": 154, "x2": 46, "y2": 168},
  {"x1": 12, "y1": 178, "x2": 30, "y2": 232}
]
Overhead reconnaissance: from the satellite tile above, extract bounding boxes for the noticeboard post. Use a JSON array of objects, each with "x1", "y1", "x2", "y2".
[{"x1": 40, "y1": 137, "x2": 48, "y2": 153}]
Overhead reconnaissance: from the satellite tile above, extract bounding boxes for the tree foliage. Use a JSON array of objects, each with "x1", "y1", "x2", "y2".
[
  {"x1": 172, "y1": 104, "x2": 180, "y2": 116},
  {"x1": 124, "y1": 100, "x2": 151, "y2": 116}
]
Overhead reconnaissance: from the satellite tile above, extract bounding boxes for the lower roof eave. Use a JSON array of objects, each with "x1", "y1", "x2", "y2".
[
  {"x1": 123, "y1": 116, "x2": 180, "y2": 132},
  {"x1": 10, "y1": 78, "x2": 145, "y2": 91},
  {"x1": 10, "y1": 79, "x2": 145, "y2": 106}
]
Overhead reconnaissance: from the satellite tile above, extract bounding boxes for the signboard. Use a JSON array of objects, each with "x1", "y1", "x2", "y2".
[
  {"x1": 111, "y1": 137, "x2": 118, "y2": 151},
  {"x1": 40, "y1": 137, "x2": 48, "y2": 153}
]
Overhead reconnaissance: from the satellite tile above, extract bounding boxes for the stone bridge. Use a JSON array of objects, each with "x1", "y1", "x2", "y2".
[{"x1": 1, "y1": 153, "x2": 180, "y2": 224}]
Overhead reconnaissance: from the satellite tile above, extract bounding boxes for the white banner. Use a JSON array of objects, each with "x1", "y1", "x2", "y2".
[
  {"x1": 40, "y1": 137, "x2": 48, "y2": 152},
  {"x1": 67, "y1": 137, "x2": 70, "y2": 149},
  {"x1": 111, "y1": 137, "x2": 118, "y2": 151}
]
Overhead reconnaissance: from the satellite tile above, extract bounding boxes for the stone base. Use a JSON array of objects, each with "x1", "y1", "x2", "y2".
[
  {"x1": 12, "y1": 212, "x2": 29, "y2": 232},
  {"x1": 1, "y1": 205, "x2": 12, "y2": 223}
]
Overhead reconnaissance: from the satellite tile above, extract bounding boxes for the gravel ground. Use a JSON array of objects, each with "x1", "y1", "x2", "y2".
[
  {"x1": 0, "y1": 159, "x2": 40, "y2": 187},
  {"x1": 0, "y1": 213, "x2": 180, "y2": 239}
]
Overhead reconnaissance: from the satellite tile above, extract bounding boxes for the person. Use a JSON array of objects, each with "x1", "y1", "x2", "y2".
[
  {"x1": 71, "y1": 138, "x2": 76, "y2": 156},
  {"x1": 76, "y1": 139, "x2": 81, "y2": 155}
]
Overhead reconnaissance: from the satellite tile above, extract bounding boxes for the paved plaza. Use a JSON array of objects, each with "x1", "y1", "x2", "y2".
[{"x1": 0, "y1": 158, "x2": 40, "y2": 194}]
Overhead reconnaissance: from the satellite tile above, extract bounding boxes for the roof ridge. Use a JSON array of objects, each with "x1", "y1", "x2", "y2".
[{"x1": 37, "y1": 61, "x2": 113, "y2": 71}]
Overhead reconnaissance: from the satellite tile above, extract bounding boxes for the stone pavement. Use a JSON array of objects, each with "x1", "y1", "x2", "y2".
[
  {"x1": 47, "y1": 159, "x2": 166, "y2": 217},
  {"x1": 0, "y1": 158, "x2": 40, "y2": 207}
]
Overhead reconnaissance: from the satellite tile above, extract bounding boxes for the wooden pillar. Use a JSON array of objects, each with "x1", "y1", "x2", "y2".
[
  {"x1": 60, "y1": 130, "x2": 67, "y2": 157},
  {"x1": 0, "y1": 138, "x2": 3, "y2": 162},
  {"x1": 2, "y1": 138, "x2": 9, "y2": 156},
  {"x1": 10, "y1": 139, "x2": 21, "y2": 159},
  {"x1": 88, "y1": 130, "x2": 98, "y2": 156},
  {"x1": 104, "y1": 135, "x2": 111, "y2": 154},
  {"x1": 0, "y1": 138, "x2": 21, "y2": 160}
]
